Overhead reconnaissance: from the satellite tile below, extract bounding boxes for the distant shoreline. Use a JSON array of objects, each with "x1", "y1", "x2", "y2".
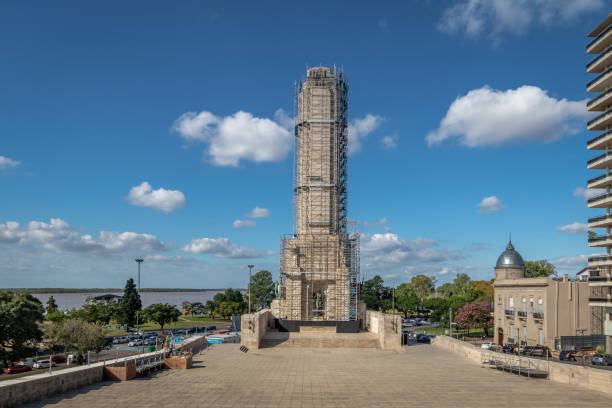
[{"x1": 2, "y1": 288, "x2": 241, "y2": 294}]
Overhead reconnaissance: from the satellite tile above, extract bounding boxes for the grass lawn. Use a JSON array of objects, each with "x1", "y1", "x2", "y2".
[{"x1": 104, "y1": 316, "x2": 231, "y2": 335}]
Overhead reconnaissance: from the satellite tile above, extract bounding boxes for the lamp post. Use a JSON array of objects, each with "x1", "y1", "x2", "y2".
[
  {"x1": 248, "y1": 264, "x2": 254, "y2": 314},
  {"x1": 135, "y1": 258, "x2": 144, "y2": 352}
]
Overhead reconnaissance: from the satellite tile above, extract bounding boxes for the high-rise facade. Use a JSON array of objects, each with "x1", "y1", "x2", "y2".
[
  {"x1": 278, "y1": 67, "x2": 359, "y2": 328},
  {"x1": 586, "y1": 13, "x2": 612, "y2": 352}
]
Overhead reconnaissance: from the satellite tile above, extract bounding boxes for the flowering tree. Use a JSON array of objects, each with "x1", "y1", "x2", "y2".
[{"x1": 454, "y1": 301, "x2": 493, "y2": 337}]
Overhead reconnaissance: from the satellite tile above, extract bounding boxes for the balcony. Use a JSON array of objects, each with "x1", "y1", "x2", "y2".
[
  {"x1": 517, "y1": 311, "x2": 527, "y2": 318},
  {"x1": 587, "y1": 130, "x2": 612, "y2": 150},
  {"x1": 533, "y1": 312, "x2": 544, "y2": 319},
  {"x1": 587, "y1": 152, "x2": 612, "y2": 170},
  {"x1": 588, "y1": 274, "x2": 612, "y2": 286},
  {"x1": 587, "y1": 23, "x2": 612, "y2": 54},
  {"x1": 504, "y1": 309, "x2": 514, "y2": 316},
  {"x1": 587, "y1": 66, "x2": 612, "y2": 92},
  {"x1": 587, "y1": 192, "x2": 612, "y2": 208},
  {"x1": 588, "y1": 233, "x2": 612, "y2": 247},
  {"x1": 589, "y1": 295, "x2": 612, "y2": 306},
  {"x1": 588, "y1": 173, "x2": 612, "y2": 189},
  {"x1": 588, "y1": 214, "x2": 612, "y2": 228},
  {"x1": 587, "y1": 46, "x2": 612, "y2": 73},
  {"x1": 587, "y1": 88, "x2": 612, "y2": 112},
  {"x1": 587, "y1": 108, "x2": 612, "y2": 131}
]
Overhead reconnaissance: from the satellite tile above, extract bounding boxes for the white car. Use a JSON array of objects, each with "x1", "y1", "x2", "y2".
[
  {"x1": 33, "y1": 359, "x2": 56, "y2": 369},
  {"x1": 128, "y1": 339, "x2": 144, "y2": 347},
  {"x1": 480, "y1": 342, "x2": 497, "y2": 350}
]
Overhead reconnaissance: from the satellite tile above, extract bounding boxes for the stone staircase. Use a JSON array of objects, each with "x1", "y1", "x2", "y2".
[{"x1": 261, "y1": 330, "x2": 380, "y2": 349}]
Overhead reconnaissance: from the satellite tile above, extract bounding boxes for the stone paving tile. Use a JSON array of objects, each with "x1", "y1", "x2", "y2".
[{"x1": 22, "y1": 343, "x2": 612, "y2": 408}]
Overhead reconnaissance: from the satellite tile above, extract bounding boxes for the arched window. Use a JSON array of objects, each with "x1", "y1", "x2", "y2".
[
  {"x1": 522, "y1": 298, "x2": 526, "y2": 312},
  {"x1": 529, "y1": 297, "x2": 534, "y2": 313}
]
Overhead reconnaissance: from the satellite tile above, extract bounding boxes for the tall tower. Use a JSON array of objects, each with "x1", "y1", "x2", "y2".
[
  {"x1": 586, "y1": 13, "x2": 612, "y2": 352},
  {"x1": 279, "y1": 67, "x2": 359, "y2": 330}
]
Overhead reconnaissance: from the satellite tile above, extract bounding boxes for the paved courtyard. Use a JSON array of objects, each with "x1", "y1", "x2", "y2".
[{"x1": 25, "y1": 344, "x2": 611, "y2": 407}]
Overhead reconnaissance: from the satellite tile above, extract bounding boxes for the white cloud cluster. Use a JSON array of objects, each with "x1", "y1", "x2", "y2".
[
  {"x1": 573, "y1": 187, "x2": 605, "y2": 200},
  {"x1": 0, "y1": 155, "x2": 20, "y2": 170},
  {"x1": 181, "y1": 237, "x2": 273, "y2": 259},
  {"x1": 556, "y1": 222, "x2": 588, "y2": 234},
  {"x1": 551, "y1": 254, "x2": 589, "y2": 271},
  {"x1": 426, "y1": 86, "x2": 590, "y2": 147},
  {"x1": 363, "y1": 217, "x2": 389, "y2": 229},
  {"x1": 477, "y1": 196, "x2": 503, "y2": 213},
  {"x1": 127, "y1": 181, "x2": 186, "y2": 213},
  {"x1": 246, "y1": 206, "x2": 270, "y2": 218},
  {"x1": 172, "y1": 110, "x2": 292, "y2": 166},
  {"x1": 438, "y1": 0, "x2": 603, "y2": 42},
  {"x1": 348, "y1": 114, "x2": 383, "y2": 154},
  {"x1": 233, "y1": 219, "x2": 256, "y2": 229},
  {"x1": 380, "y1": 134, "x2": 398, "y2": 149},
  {"x1": 0, "y1": 218, "x2": 166, "y2": 254}
]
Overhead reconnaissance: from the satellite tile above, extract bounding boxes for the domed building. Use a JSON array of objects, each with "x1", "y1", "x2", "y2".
[{"x1": 492, "y1": 238, "x2": 592, "y2": 349}]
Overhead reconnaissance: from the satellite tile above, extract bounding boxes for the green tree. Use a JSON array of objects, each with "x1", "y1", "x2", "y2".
[
  {"x1": 436, "y1": 282, "x2": 456, "y2": 298},
  {"x1": 118, "y1": 278, "x2": 142, "y2": 327},
  {"x1": 77, "y1": 301, "x2": 118, "y2": 325},
  {"x1": 423, "y1": 297, "x2": 450, "y2": 324},
  {"x1": 217, "y1": 301, "x2": 244, "y2": 319},
  {"x1": 46, "y1": 318, "x2": 106, "y2": 356},
  {"x1": 189, "y1": 302, "x2": 204, "y2": 315},
  {"x1": 361, "y1": 275, "x2": 388, "y2": 311},
  {"x1": 395, "y1": 285, "x2": 420, "y2": 317},
  {"x1": 406, "y1": 275, "x2": 437, "y2": 301},
  {"x1": 181, "y1": 301, "x2": 192, "y2": 313},
  {"x1": 142, "y1": 303, "x2": 180, "y2": 331},
  {"x1": 248, "y1": 270, "x2": 275, "y2": 310},
  {"x1": 46, "y1": 296, "x2": 58, "y2": 314},
  {"x1": 224, "y1": 288, "x2": 243, "y2": 303},
  {"x1": 45, "y1": 296, "x2": 64, "y2": 322},
  {"x1": 525, "y1": 260, "x2": 556, "y2": 278},
  {"x1": 204, "y1": 300, "x2": 215, "y2": 316},
  {"x1": 0, "y1": 291, "x2": 44, "y2": 366}
]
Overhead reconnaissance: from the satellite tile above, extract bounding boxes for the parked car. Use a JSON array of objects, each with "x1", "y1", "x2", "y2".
[
  {"x1": 559, "y1": 350, "x2": 577, "y2": 361},
  {"x1": 112, "y1": 336, "x2": 126, "y2": 344},
  {"x1": 33, "y1": 359, "x2": 56, "y2": 369},
  {"x1": 519, "y1": 346, "x2": 535, "y2": 356},
  {"x1": 591, "y1": 354, "x2": 612, "y2": 366},
  {"x1": 3, "y1": 364, "x2": 32, "y2": 374},
  {"x1": 501, "y1": 344, "x2": 517, "y2": 354},
  {"x1": 128, "y1": 339, "x2": 144, "y2": 347},
  {"x1": 206, "y1": 326, "x2": 216, "y2": 331},
  {"x1": 480, "y1": 342, "x2": 496, "y2": 350},
  {"x1": 528, "y1": 346, "x2": 551, "y2": 358},
  {"x1": 17, "y1": 358, "x2": 34, "y2": 367},
  {"x1": 49, "y1": 355, "x2": 66, "y2": 363},
  {"x1": 415, "y1": 334, "x2": 431, "y2": 343},
  {"x1": 144, "y1": 337, "x2": 157, "y2": 346}
]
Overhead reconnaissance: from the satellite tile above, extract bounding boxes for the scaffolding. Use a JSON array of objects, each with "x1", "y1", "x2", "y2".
[{"x1": 279, "y1": 67, "x2": 359, "y2": 322}]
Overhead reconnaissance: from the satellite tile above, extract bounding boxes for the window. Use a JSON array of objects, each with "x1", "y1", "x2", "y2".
[
  {"x1": 529, "y1": 298, "x2": 534, "y2": 313},
  {"x1": 510, "y1": 324, "x2": 514, "y2": 340},
  {"x1": 538, "y1": 328, "x2": 544, "y2": 345},
  {"x1": 522, "y1": 298, "x2": 526, "y2": 312},
  {"x1": 509, "y1": 297, "x2": 514, "y2": 311},
  {"x1": 538, "y1": 298, "x2": 543, "y2": 314},
  {"x1": 523, "y1": 327, "x2": 527, "y2": 344}
]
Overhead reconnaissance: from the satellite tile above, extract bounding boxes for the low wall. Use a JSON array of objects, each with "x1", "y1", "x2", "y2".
[
  {"x1": 0, "y1": 335, "x2": 207, "y2": 408},
  {"x1": 240, "y1": 309, "x2": 273, "y2": 350},
  {"x1": 103, "y1": 363, "x2": 136, "y2": 381},
  {"x1": 365, "y1": 311, "x2": 402, "y2": 351},
  {"x1": 432, "y1": 335, "x2": 612, "y2": 396}
]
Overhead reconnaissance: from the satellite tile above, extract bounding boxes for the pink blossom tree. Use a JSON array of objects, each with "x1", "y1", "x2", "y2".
[{"x1": 454, "y1": 301, "x2": 493, "y2": 337}]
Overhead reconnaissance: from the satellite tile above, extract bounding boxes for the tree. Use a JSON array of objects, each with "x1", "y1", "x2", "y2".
[
  {"x1": 46, "y1": 296, "x2": 58, "y2": 314},
  {"x1": 142, "y1": 303, "x2": 180, "y2": 331},
  {"x1": 224, "y1": 288, "x2": 244, "y2": 303},
  {"x1": 45, "y1": 295, "x2": 64, "y2": 322},
  {"x1": 248, "y1": 270, "x2": 275, "y2": 310},
  {"x1": 454, "y1": 301, "x2": 493, "y2": 337},
  {"x1": 525, "y1": 260, "x2": 556, "y2": 278},
  {"x1": 0, "y1": 291, "x2": 44, "y2": 366},
  {"x1": 189, "y1": 302, "x2": 204, "y2": 315},
  {"x1": 181, "y1": 301, "x2": 192, "y2": 313},
  {"x1": 395, "y1": 285, "x2": 420, "y2": 317},
  {"x1": 204, "y1": 300, "x2": 215, "y2": 316},
  {"x1": 217, "y1": 301, "x2": 244, "y2": 319},
  {"x1": 360, "y1": 275, "x2": 389, "y2": 311},
  {"x1": 118, "y1": 278, "x2": 141, "y2": 327},
  {"x1": 423, "y1": 297, "x2": 450, "y2": 324},
  {"x1": 469, "y1": 280, "x2": 494, "y2": 302},
  {"x1": 77, "y1": 301, "x2": 118, "y2": 325},
  {"x1": 46, "y1": 318, "x2": 106, "y2": 356},
  {"x1": 406, "y1": 275, "x2": 437, "y2": 301}
]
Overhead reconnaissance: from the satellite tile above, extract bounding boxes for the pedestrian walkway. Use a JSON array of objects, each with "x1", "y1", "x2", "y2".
[{"x1": 23, "y1": 344, "x2": 612, "y2": 407}]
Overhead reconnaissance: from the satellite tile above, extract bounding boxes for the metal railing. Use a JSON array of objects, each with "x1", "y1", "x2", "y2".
[
  {"x1": 588, "y1": 234, "x2": 611, "y2": 242},
  {"x1": 588, "y1": 191, "x2": 612, "y2": 203},
  {"x1": 588, "y1": 174, "x2": 608, "y2": 185},
  {"x1": 587, "y1": 88, "x2": 612, "y2": 108},
  {"x1": 588, "y1": 108, "x2": 612, "y2": 127},
  {"x1": 587, "y1": 23, "x2": 612, "y2": 50},
  {"x1": 588, "y1": 214, "x2": 610, "y2": 223},
  {"x1": 587, "y1": 45, "x2": 612, "y2": 70},
  {"x1": 588, "y1": 255, "x2": 612, "y2": 262},
  {"x1": 587, "y1": 130, "x2": 612, "y2": 147},
  {"x1": 587, "y1": 65, "x2": 612, "y2": 88},
  {"x1": 589, "y1": 296, "x2": 612, "y2": 302},
  {"x1": 504, "y1": 309, "x2": 514, "y2": 316},
  {"x1": 589, "y1": 275, "x2": 612, "y2": 281},
  {"x1": 532, "y1": 312, "x2": 544, "y2": 319},
  {"x1": 587, "y1": 152, "x2": 608, "y2": 165},
  {"x1": 517, "y1": 311, "x2": 527, "y2": 317}
]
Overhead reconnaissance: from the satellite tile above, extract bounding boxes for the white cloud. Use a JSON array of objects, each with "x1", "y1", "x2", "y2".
[
  {"x1": 273, "y1": 108, "x2": 294, "y2": 130},
  {"x1": 477, "y1": 196, "x2": 503, "y2": 213},
  {"x1": 233, "y1": 219, "x2": 256, "y2": 228},
  {"x1": 181, "y1": 237, "x2": 273, "y2": 259},
  {"x1": 127, "y1": 182, "x2": 186, "y2": 213},
  {"x1": 0, "y1": 218, "x2": 167, "y2": 254},
  {"x1": 426, "y1": 86, "x2": 590, "y2": 147},
  {"x1": 380, "y1": 134, "x2": 398, "y2": 149},
  {"x1": 246, "y1": 206, "x2": 270, "y2": 218},
  {"x1": 172, "y1": 110, "x2": 292, "y2": 166},
  {"x1": 556, "y1": 222, "x2": 588, "y2": 234},
  {"x1": 363, "y1": 217, "x2": 390, "y2": 229},
  {"x1": 574, "y1": 187, "x2": 605, "y2": 200},
  {"x1": 348, "y1": 114, "x2": 383, "y2": 154},
  {"x1": 551, "y1": 254, "x2": 590, "y2": 271},
  {"x1": 0, "y1": 155, "x2": 20, "y2": 170},
  {"x1": 437, "y1": 0, "x2": 603, "y2": 43}
]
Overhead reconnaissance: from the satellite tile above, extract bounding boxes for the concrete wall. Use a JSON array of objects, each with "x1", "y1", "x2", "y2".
[
  {"x1": 432, "y1": 335, "x2": 612, "y2": 396},
  {"x1": 365, "y1": 311, "x2": 401, "y2": 351},
  {"x1": 241, "y1": 309, "x2": 273, "y2": 349},
  {"x1": 0, "y1": 335, "x2": 207, "y2": 408}
]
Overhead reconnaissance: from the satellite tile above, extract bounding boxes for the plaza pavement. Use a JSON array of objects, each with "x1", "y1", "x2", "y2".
[{"x1": 24, "y1": 343, "x2": 611, "y2": 407}]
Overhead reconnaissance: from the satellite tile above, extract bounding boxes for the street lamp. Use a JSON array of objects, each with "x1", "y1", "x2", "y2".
[
  {"x1": 135, "y1": 258, "x2": 144, "y2": 352},
  {"x1": 248, "y1": 264, "x2": 254, "y2": 314}
]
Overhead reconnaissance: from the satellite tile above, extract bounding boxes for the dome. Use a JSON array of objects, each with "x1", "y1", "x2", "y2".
[{"x1": 495, "y1": 239, "x2": 524, "y2": 269}]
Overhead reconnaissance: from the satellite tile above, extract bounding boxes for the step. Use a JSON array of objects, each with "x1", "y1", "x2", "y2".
[{"x1": 261, "y1": 331, "x2": 380, "y2": 349}]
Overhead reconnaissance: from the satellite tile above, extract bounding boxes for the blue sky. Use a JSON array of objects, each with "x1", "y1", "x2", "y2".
[{"x1": 1, "y1": 0, "x2": 609, "y2": 288}]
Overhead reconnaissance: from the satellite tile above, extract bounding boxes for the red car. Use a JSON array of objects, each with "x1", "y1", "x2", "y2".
[
  {"x1": 49, "y1": 355, "x2": 66, "y2": 363},
  {"x1": 3, "y1": 365, "x2": 32, "y2": 374}
]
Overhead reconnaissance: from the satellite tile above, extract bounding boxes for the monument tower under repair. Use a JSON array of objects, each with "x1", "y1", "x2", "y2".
[{"x1": 277, "y1": 66, "x2": 361, "y2": 332}]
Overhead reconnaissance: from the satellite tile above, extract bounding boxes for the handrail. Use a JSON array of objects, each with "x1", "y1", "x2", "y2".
[
  {"x1": 587, "y1": 88, "x2": 612, "y2": 108},
  {"x1": 588, "y1": 192, "x2": 612, "y2": 203},
  {"x1": 587, "y1": 45, "x2": 612, "y2": 70},
  {"x1": 588, "y1": 108, "x2": 612, "y2": 126},
  {"x1": 587, "y1": 130, "x2": 612, "y2": 146},
  {"x1": 588, "y1": 214, "x2": 610, "y2": 223},
  {"x1": 588, "y1": 174, "x2": 608, "y2": 184},
  {"x1": 588, "y1": 255, "x2": 611, "y2": 262},
  {"x1": 588, "y1": 234, "x2": 611, "y2": 242},
  {"x1": 587, "y1": 23, "x2": 612, "y2": 50},
  {"x1": 587, "y1": 152, "x2": 608, "y2": 165},
  {"x1": 587, "y1": 66, "x2": 612, "y2": 88}
]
